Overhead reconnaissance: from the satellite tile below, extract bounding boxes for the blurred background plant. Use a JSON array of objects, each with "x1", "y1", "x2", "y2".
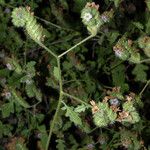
[{"x1": 0, "y1": 0, "x2": 150, "y2": 149}]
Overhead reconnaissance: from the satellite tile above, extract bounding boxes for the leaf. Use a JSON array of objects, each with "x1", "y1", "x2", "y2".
[
  {"x1": 11, "y1": 88, "x2": 30, "y2": 108},
  {"x1": 56, "y1": 139, "x2": 66, "y2": 150},
  {"x1": 16, "y1": 143, "x2": 27, "y2": 150},
  {"x1": 111, "y1": 63, "x2": 129, "y2": 91},
  {"x1": 37, "y1": 125, "x2": 48, "y2": 150},
  {"x1": 63, "y1": 105, "x2": 82, "y2": 126},
  {"x1": 1, "y1": 102, "x2": 14, "y2": 118},
  {"x1": 25, "y1": 83, "x2": 42, "y2": 101},
  {"x1": 26, "y1": 61, "x2": 36, "y2": 77},
  {"x1": 114, "y1": 0, "x2": 120, "y2": 7},
  {"x1": 74, "y1": 104, "x2": 89, "y2": 113},
  {"x1": 132, "y1": 64, "x2": 148, "y2": 82},
  {"x1": 110, "y1": 0, "x2": 121, "y2": 7},
  {"x1": 53, "y1": 67, "x2": 60, "y2": 80},
  {"x1": 73, "y1": 0, "x2": 92, "y2": 12},
  {"x1": 132, "y1": 22, "x2": 144, "y2": 30}
]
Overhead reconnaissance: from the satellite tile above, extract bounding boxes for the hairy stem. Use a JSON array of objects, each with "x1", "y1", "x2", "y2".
[
  {"x1": 46, "y1": 58, "x2": 63, "y2": 150},
  {"x1": 36, "y1": 41, "x2": 58, "y2": 58},
  {"x1": 58, "y1": 35, "x2": 94, "y2": 58},
  {"x1": 46, "y1": 93, "x2": 63, "y2": 149},
  {"x1": 139, "y1": 80, "x2": 150, "y2": 97},
  {"x1": 139, "y1": 58, "x2": 150, "y2": 63},
  {"x1": 35, "y1": 35, "x2": 92, "y2": 149},
  {"x1": 62, "y1": 92, "x2": 91, "y2": 107}
]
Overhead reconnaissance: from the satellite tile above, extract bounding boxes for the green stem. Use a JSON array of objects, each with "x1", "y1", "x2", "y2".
[
  {"x1": 58, "y1": 35, "x2": 94, "y2": 58},
  {"x1": 36, "y1": 41, "x2": 58, "y2": 58},
  {"x1": 35, "y1": 16, "x2": 63, "y2": 29},
  {"x1": 62, "y1": 92, "x2": 91, "y2": 107},
  {"x1": 36, "y1": 16, "x2": 74, "y2": 31},
  {"x1": 46, "y1": 58, "x2": 63, "y2": 150},
  {"x1": 139, "y1": 80, "x2": 150, "y2": 97},
  {"x1": 35, "y1": 35, "x2": 93, "y2": 149},
  {"x1": 139, "y1": 58, "x2": 150, "y2": 63}
]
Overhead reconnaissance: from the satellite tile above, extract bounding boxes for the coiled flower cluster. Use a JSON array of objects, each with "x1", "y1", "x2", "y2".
[
  {"x1": 91, "y1": 87, "x2": 140, "y2": 127},
  {"x1": 113, "y1": 37, "x2": 141, "y2": 63},
  {"x1": 11, "y1": 6, "x2": 45, "y2": 42},
  {"x1": 81, "y1": 2, "x2": 114, "y2": 36}
]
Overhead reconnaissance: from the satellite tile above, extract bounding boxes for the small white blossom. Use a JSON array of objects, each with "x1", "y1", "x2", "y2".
[
  {"x1": 25, "y1": 79, "x2": 32, "y2": 85},
  {"x1": 5, "y1": 92, "x2": 11, "y2": 99},
  {"x1": 87, "y1": 143, "x2": 94, "y2": 149},
  {"x1": 109, "y1": 98, "x2": 120, "y2": 106},
  {"x1": 101, "y1": 15, "x2": 108, "y2": 22},
  {"x1": 6, "y1": 63, "x2": 13, "y2": 70},
  {"x1": 114, "y1": 49, "x2": 123, "y2": 58},
  {"x1": 84, "y1": 13, "x2": 93, "y2": 22}
]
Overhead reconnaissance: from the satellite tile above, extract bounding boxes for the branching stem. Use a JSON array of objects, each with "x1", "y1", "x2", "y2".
[
  {"x1": 62, "y1": 92, "x2": 91, "y2": 107},
  {"x1": 139, "y1": 80, "x2": 150, "y2": 97},
  {"x1": 34, "y1": 35, "x2": 93, "y2": 150},
  {"x1": 58, "y1": 35, "x2": 94, "y2": 58}
]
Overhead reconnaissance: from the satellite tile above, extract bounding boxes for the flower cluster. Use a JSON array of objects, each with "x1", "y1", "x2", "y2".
[
  {"x1": 81, "y1": 2, "x2": 114, "y2": 36},
  {"x1": 11, "y1": 6, "x2": 45, "y2": 42},
  {"x1": 90, "y1": 87, "x2": 140, "y2": 127},
  {"x1": 113, "y1": 37, "x2": 141, "y2": 63}
]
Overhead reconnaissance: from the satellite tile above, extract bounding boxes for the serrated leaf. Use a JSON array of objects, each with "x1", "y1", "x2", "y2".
[
  {"x1": 56, "y1": 139, "x2": 66, "y2": 150},
  {"x1": 74, "y1": 104, "x2": 88, "y2": 113},
  {"x1": 132, "y1": 64, "x2": 148, "y2": 82},
  {"x1": 64, "y1": 106, "x2": 82, "y2": 126},
  {"x1": 25, "y1": 84, "x2": 35, "y2": 98},
  {"x1": 16, "y1": 143, "x2": 27, "y2": 150},
  {"x1": 26, "y1": 61, "x2": 36, "y2": 77},
  {"x1": 25, "y1": 83, "x2": 42, "y2": 101},
  {"x1": 11, "y1": 88, "x2": 30, "y2": 108},
  {"x1": 1, "y1": 102, "x2": 14, "y2": 118},
  {"x1": 53, "y1": 67, "x2": 60, "y2": 80},
  {"x1": 111, "y1": 63, "x2": 128, "y2": 91},
  {"x1": 132, "y1": 22, "x2": 144, "y2": 30},
  {"x1": 73, "y1": 0, "x2": 92, "y2": 12},
  {"x1": 37, "y1": 125, "x2": 48, "y2": 150},
  {"x1": 110, "y1": 0, "x2": 120, "y2": 7}
]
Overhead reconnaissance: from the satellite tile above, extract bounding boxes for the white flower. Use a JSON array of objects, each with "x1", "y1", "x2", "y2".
[
  {"x1": 84, "y1": 13, "x2": 93, "y2": 22},
  {"x1": 114, "y1": 49, "x2": 123, "y2": 58},
  {"x1": 5, "y1": 92, "x2": 11, "y2": 99},
  {"x1": 109, "y1": 98, "x2": 120, "y2": 106},
  {"x1": 101, "y1": 15, "x2": 109, "y2": 22},
  {"x1": 25, "y1": 79, "x2": 32, "y2": 85},
  {"x1": 6, "y1": 63, "x2": 13, "y2": 70}
]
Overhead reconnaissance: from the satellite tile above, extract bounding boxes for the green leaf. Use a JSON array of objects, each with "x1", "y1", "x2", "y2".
[
  {"x1": 56, "y1": 139, "x2": 66, "y2": 150},
  {"x1": 25, "y1": 83, "x2": 42, "y2": 101},
  {"x1": 111, "y1": 63, "x2": 128, "y2": 91},
  {"x1": 11, "y1": 88, "x2": 30, "y2": 108},
  {"x1": 16, "y1": 143, "x2": 27, "y2": 150},
  {"x1": 0, "y1": 121, "x2": 13, "y2": 138},
  {"x1": 132, "y1": 64, "x2": 148, "y2": 82},
  {"x1": 132, "y1": 22, "x2": 144, "y2": 30},
  {"x1": 63, "y1": 105, "x2": 82, "y2": 126},
  {"x1": 38, "y1": 125, "x2": 48, "y2": 150},
  {"x1": 26, "y1": 61, "x2": 36, "y2": 77},
  {"x1": 110, "y1": 0, "x2": 121, "y2": 7},
  {"x1": 53, "y1": 67, "x2": 60, "y2": 80},
  {"x1": 74, "y1": 104, "x2": 89, "y2": 113},
  {"x1": 73, "y1": 0, "x2": 92, "y2": 12},
  {"x1": 1, "y1": 102, "x2": 14, "y2": 118}
]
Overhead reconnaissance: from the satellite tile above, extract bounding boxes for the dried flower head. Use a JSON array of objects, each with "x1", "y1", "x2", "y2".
[{"x1": 90, "y1": 100, "x2": 99, "y2": 114}]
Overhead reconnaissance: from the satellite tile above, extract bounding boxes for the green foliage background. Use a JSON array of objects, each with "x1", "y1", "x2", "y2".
[{"x1": 0, "y1": 0, "x2": 150, "y2": 149}]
